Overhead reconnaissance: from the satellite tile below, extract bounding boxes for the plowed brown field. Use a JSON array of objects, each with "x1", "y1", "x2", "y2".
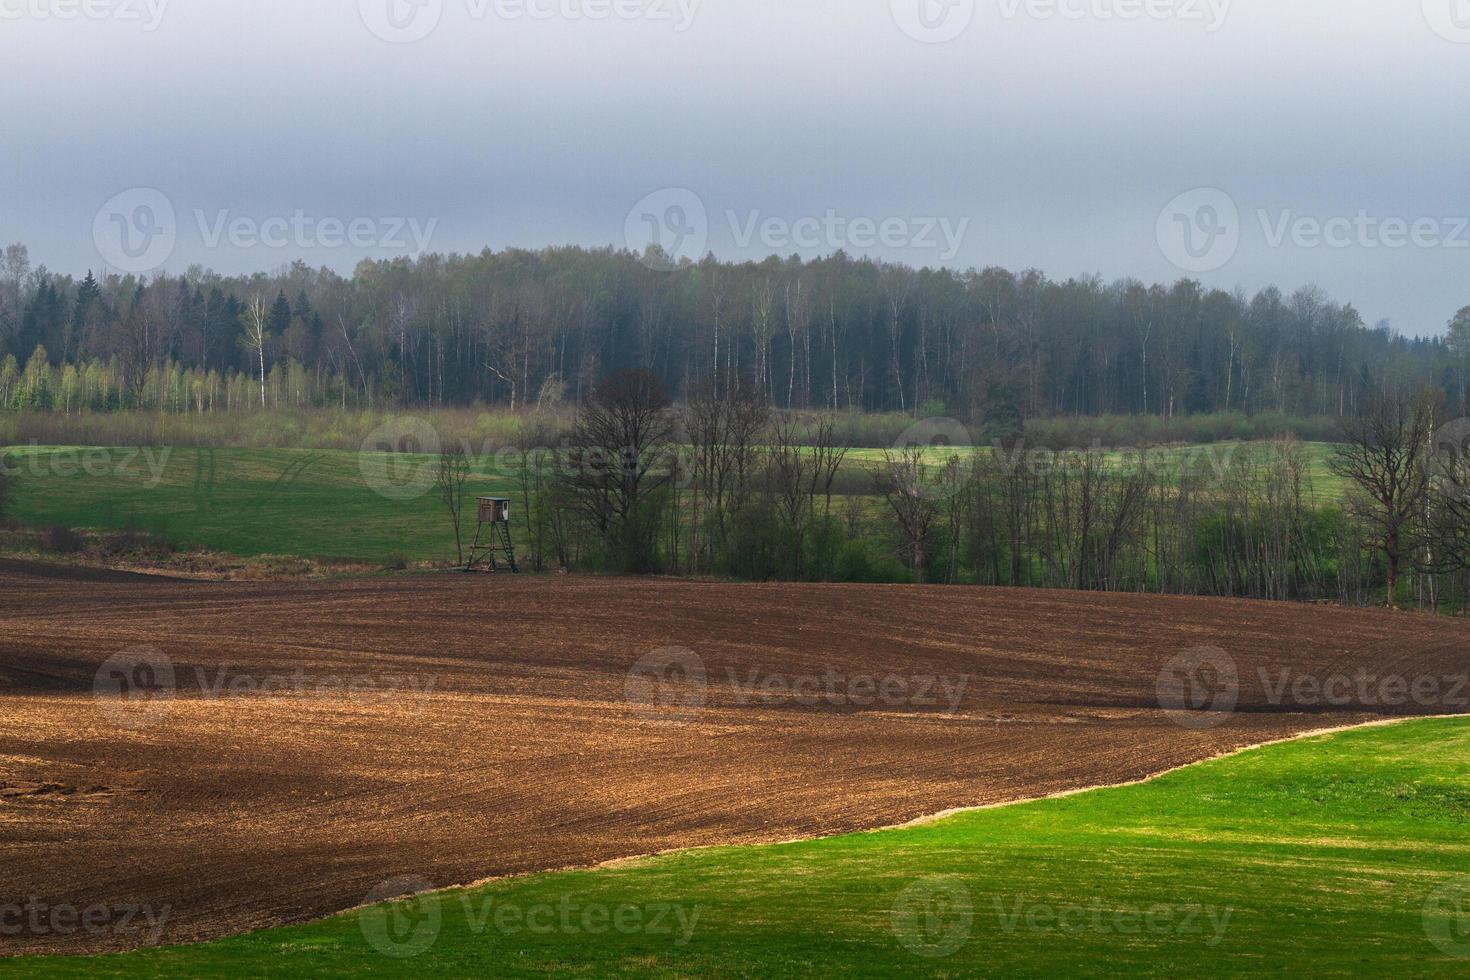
[{"x1": 3, "y1": 561, "x2": 1467, "y2": 955}]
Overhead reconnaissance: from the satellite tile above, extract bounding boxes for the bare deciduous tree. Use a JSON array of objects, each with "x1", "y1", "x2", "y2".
[
  {"x1": 873, "y1": 446, "x2": 942, "y2": 580},
  {"x1": 562, "y1": 369, "x2": 675, "y2": 573},
  {"x1": 1420, "y1": 418, "x2": 1470, "y2": 589},
  {"x1": 1329, "y1": 388, "x2": 1436, "y2": 608},
  {"x1": 685, "y1": 376, "x2": 768, "y2": 571},
  {"x1": 435, "y1": 444, "x2": 471, "y2": 565},
  {"x1": 810, "y1": 415, "x2": 848, "y2": 518}
]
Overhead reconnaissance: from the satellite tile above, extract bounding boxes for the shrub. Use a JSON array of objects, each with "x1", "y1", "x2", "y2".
[
  {"x1": 45, "y1": 524, "x2": 84, "y2": 553},
  {"x1": 100, "y1": 528, "x2": 175, "y2": 558},
  {"x1": 0, "y1": 454, "x2": 10, "y2": 522}
]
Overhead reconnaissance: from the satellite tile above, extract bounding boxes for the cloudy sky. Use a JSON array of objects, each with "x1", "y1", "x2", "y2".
[{"x1": 2, "y1": 0, "x2": 1467, "y2": 334}]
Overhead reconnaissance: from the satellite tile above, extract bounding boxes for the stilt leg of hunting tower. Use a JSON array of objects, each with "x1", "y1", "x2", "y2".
[{"x1": 464, "y1": 521, "x2": 485, "y2": 571}]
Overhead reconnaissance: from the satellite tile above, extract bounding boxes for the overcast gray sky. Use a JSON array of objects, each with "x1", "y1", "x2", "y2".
[{"x1": 2, "y1": 0, "x2": 1467, "y2": 334}]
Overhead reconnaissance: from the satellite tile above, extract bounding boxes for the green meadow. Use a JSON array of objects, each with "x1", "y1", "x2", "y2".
[
  {"x1": 8, "y1": 717, "x2": 1469, "y2": 977},
  {"x1": 2, "y1": 442, "x2": 1349, "y2": 565},
  {"x1": 2, "y1": 445, "x2": 522, "y2": 563}
]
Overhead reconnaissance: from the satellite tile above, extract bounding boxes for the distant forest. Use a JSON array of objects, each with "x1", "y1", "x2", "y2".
[{"x1": 1, "y1": 242, "x2": 1468, "y2": 422}]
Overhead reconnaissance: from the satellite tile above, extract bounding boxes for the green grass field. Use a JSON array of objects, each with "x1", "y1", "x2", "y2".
[
  {"x1": 8, "y1": 717, "x2": 1469, "y2": 977},
  {"x1": 2, "y1": 442, "x2": 1349, "y2": 565},
  {"x1": 2, "y1": 445, "x2": 525, "y2": 563}
]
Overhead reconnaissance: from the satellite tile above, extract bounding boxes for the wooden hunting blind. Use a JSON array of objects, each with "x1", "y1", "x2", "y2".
[
  {"x1": 465, "y1": 497, "x2": 519, "y2": 573},
  {"x1": 478, "y1": 497, "x2": 510, "y2": 524}
]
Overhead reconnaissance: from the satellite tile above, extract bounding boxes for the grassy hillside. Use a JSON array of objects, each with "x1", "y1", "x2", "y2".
[{"x1": 8, "y1": 717, "x2": 1469, "y2": 977}]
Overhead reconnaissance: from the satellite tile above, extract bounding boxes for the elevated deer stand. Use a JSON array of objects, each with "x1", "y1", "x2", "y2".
[{"x1": 465, "y1": 497, "x2": 519, "y2": 573}]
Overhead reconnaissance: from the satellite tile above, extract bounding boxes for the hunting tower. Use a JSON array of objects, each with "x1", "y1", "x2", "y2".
[{"x1": 465, "y1": 497, "x2": 519, "y2": 573}]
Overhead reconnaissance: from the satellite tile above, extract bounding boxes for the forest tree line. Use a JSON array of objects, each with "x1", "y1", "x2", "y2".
[
  {"x1": 2, "y1": 242, "x2": 1469, "y2": 425},
  {"x1": 487, "y1": 371, "x2": 1470, "y2": 613}
]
